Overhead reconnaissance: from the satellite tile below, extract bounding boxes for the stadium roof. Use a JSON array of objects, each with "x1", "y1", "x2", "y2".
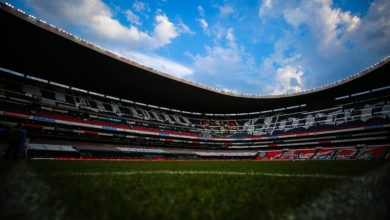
[{"x1": 1, "y1": 2, "x2": 390, "y2": 114}]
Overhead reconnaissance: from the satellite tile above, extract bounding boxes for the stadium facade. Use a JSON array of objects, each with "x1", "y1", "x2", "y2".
[{"x1": 1, "y1": 2, "x2": 390, "y2": 160}]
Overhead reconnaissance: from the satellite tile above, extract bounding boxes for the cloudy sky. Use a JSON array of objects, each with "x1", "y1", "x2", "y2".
[{"x1": 6, "y1": 0, "x2": 390, "y2": 95}]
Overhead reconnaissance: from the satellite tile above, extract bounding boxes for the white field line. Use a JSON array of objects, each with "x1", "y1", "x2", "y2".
[{"x1": 36, "y1": 170, "x2": 353, "y2": 179}]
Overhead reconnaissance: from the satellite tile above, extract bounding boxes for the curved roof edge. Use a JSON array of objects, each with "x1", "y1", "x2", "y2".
[
  {"x1": 2, "y1": 1, "x2": 389, "y2": 100},
  {"x1": 2, "y1": 1, "x2": 390, "y2": 114}
]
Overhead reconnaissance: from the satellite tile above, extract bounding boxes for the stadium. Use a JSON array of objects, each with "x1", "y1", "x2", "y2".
[{"x1": 0, "y1": 1, "x2": 389, "y2": 219}]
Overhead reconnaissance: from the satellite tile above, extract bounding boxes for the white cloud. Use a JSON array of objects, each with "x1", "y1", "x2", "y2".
[
  {"x1": 219, "y1": 5, "x2": 234, "y2": 17},
  {"x1": 213, "y1": 24, "x2": 226, "y2": 40},
  {"x1": 226, "y1": 28, "x2": 235, "y2": 42},
  {"x1": 152, "y1": 14, "x2": 179, "y2": 48},
  {"x1": 205, "y1": 24, "x2": 236, "y2": 45},
  {"x1": 198, "y1": 18, "x2": 208, "y2": 30},
  {"x1": 117, "y1": 50, "x2": 194, "y2": 78},
  {"x1": 283, "y1": 0, "x2": 360, "y2": 52},
  {"x1": 125, "y1": 9, "x2": 141, "y2": 26},
  {"x1": 258, "y1": 0, "x2": 361, "y2": 54},
  {"x1": 177, "y1": 19, "x2": 195, "y2": 34},
  {"x1": 270, "y1": 66, "x2": 304, "y2": 94},
  {"x1": 215, "y1": 84, "x2": 239, "y2": 94},
  {"x1": 20, "y1": 0, "x2": 390, "y2": 95},
  {"x1": 351, "y1": 0, "x2": 390, "y2": 58},
  {"x1": 257, "y1": 0, "x2": 388, "y2": 94},
  {"x1": 258, "y1": 0, "x2": 298, "y2": 19},
  {"x1": 197, "y1": 5, "x2": 205, "y2": 17},
  {"x1": 186, "y1": 42, "x2": 261, "y2": 94},
  {"x1": 192, "y1": 45, "x2": 242, "y2": 76},
  {"x1": 259, "y1": 0, "x2": 272, "y2": 17},
  {"x1": 132, "y1": 0, "x2": 150, "y2": 13},
  {"x1": 23, "y1": 0, "x2": 179, "y2": 50}
]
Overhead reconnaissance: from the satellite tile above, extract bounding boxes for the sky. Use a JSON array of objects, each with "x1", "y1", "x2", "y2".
[{"x1": 5, "y1": 0, "x2": 390, "y2": 95}]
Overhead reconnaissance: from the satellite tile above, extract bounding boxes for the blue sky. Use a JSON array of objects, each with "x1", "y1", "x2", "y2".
[{"x1": 6, "y1": 0, "x2": 390, "y2": 95}]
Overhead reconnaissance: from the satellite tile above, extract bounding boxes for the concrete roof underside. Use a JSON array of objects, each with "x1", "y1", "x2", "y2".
[{"x1": 1, "y1": 5, "x2": 389, "y2": 114}]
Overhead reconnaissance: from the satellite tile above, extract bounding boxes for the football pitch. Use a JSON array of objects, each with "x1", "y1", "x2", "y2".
[{"x1": 0, "y1": 160, "x2": 389, "y2": 220}]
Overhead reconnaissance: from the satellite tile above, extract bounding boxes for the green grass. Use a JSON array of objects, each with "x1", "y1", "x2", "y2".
[{"x1": 0, "y1": 160, "x2": 388, "y2": 220}]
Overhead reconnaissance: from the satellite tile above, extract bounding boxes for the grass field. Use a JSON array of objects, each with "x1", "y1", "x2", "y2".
[{"x1": 0, "y1": 160, "x2": 389, "y2": 220}]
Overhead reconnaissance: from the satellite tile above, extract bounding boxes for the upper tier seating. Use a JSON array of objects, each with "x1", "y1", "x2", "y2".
[{"x1": 0, "y1": 71, "x2": 389, "y2": 141}]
